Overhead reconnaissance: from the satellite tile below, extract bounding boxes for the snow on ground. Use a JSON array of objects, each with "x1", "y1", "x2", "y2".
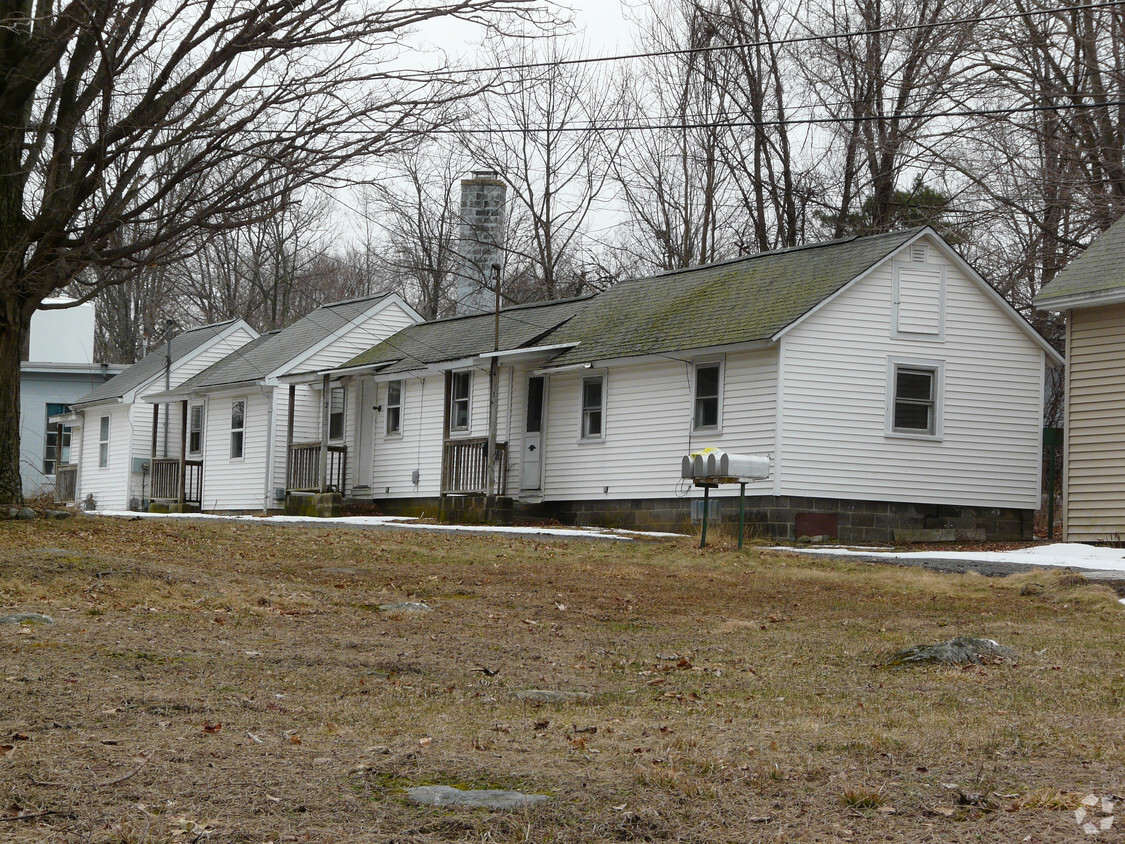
[
  {"x1": 90, "y1": 510, "x2": 686, "y2": 541},
  {"x1": 769, "y1": 542, "x2": 1125, "y2": 573}
]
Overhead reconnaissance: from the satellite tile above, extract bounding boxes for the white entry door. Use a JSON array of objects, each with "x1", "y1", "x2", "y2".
[
  {"x1": 355, "y1": 377, "x2": 375, "y2": 490},
  {"x1": 520, "y1": 375, "x2": 546, "y2": 491}
]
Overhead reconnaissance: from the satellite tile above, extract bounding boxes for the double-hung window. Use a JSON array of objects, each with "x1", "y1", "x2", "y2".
[
  {"x1": 450, "y1": 372, "x2": 471, "y2": 432},
  {"x1": 98, "y1": 416, "x2": 110, "y2": 468},
  {"x1": 889, "y1": 361, "x2": 941, "y2": 437},
  {"x1": 44, "y1": 404, "x2": 71, "y2": 474},
  {"x1": 230, "y1": 400, "x2": 245, "y2": 459},
  {"x1": 188, "y1": 404, "x2": 205, "y2": 456},
  {"x1": 693, "y1": 362, "x2": 722, "y2": 431},
  {"x1": 328, "y1": 386, "x2": 346, "y2": 442},
  {"x1": 580, "y1": 375, "x2": 605, "y2": 441},
  {"x1": 385, "y1": 380, "x2": 403, "y2": 436}
]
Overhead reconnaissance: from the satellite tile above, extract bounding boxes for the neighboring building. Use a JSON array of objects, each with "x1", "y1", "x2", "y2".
[
  {"x1": 1034, "y1": 215, "x2": 1125, "y2": 542},
  {"x1": 67, "y1": 319, "x2": 258, "y2": 510},
  {"x1": 146, "y1": 293, "x2": 421, "y2": 512},
  {"x1": 19, "y1": 300, "x2": 124, "y2": 499},
  {"x1": 334, "y1": 227, "x2": 1061, "y2": 541}
]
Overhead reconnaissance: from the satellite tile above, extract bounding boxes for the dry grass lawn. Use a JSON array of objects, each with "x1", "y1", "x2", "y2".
[{"x1": 0, "y1": 516, "x2": 1122, "y2": 842}]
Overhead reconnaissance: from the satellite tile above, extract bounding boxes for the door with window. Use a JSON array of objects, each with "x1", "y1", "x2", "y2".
[{"x1": 521, "y1": 375, "x2": 546, "y2": 491}]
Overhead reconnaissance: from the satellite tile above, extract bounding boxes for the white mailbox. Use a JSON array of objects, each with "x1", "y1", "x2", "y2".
[{"x1": 681, "y1": 449, "x2": 770, "y2": 483}]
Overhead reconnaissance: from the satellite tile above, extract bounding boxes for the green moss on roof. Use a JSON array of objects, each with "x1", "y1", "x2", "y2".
[
  {"x1": 1036, "y1": 215, "x2": 1125, "y2": 305},
  {"x1": 546, "y1": 228, "x2": 921, "y2": 366}
]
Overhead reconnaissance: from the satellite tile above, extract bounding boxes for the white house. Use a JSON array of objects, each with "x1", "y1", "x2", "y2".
[
  {"x1": 332, "y1": 227, "x2": 1061, "y2": 542},
  {"x1": 146, "y1": 293, "x2": 421, "y2": 512},
  {"x1": 66, "y1": 319, "x2": 258, "y2": 510}
]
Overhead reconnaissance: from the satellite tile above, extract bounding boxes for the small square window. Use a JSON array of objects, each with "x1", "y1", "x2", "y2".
[
  {"x1": 581, "y1": 375, "x2": 605, "y2": 440},
  {"x1": 892, "y1": 366, "x2": 936, "y2": 435}
]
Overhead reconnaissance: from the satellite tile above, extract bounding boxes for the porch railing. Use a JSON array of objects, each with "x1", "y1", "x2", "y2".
[
  {"x1": 54, "y1": 464, "x2": 77, "y2": 504},
  {"x1": 287, "y1": 443, "x2": 347, "y2": 492},
  {"x1": 151, "y1": 458, "x2": 203, "y2": 504},
  {"x1": 441, "y1": 438, "x2": 507, "y2": 495}
]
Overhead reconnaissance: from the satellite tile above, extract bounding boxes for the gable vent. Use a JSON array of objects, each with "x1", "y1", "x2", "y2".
[{"x1": 910, "y1": 243, "x2": 928, "y2": 262}]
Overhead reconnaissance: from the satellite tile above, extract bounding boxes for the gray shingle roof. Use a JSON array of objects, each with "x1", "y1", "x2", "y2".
[
  {"x1": 174, "y1": 294, "x2": 396, "y2": 391},
  {"x1": 342, "y1": 297, "x2": 592, "y2": 374},
  {"x1": 544, "y1": 228, "x2": 922, "y2": 366},
  {"x1": 1035, "y1": 215, "x2": 1125, "y2": 306},
  {"x1": 72, "y1": 320, "x2": 242, "y2": 407}
]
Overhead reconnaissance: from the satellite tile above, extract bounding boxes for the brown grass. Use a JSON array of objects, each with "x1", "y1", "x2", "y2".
[{"x1": 0, "y1": 517, "x2": 1122, "y2": 842}]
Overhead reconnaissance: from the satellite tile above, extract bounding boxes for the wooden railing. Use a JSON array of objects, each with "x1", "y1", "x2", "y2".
[
  {"x1": 287, "y1": 443, "x2": 347, "y2": 492},
  {"x1": 54, "y1": 464, "x2": 77, "y2": 504},
  {"x1": 441, "y1": 438, "x2": 507, "y2": 495},
  {"x1": 151, "y1": 458, "x2": 203, "y2": 504}
]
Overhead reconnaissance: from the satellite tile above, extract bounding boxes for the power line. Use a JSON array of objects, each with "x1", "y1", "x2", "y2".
[{"x1": 443, "y1": 0, "x2": 1125, "y2": 76}]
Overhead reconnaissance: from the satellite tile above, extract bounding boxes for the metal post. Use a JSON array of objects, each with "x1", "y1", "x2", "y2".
[
  {"x1": 700, "y1": 485, "x2": 710, "y2": 549},
  {"x1": 319, "y1": 374, "x2": 330, "y2": 493},
  {"x1": 1047, "y1": 441, "x2": 1056, "y2": 541},
  {"x1": 739, "y1": 482, "x2": 746, "y2": 550},
  {"x1": 486, "y1": 263, "x2": 501, "y2": 500},
  {"x1": 284, "y1": 384, "x2": 295, "y2": 496},
  {"x1": 177, "y1": 400, "x2": 187, "y2": 505}
]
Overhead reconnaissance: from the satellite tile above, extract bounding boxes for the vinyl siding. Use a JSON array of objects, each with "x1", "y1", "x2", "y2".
[
  {"x1": 538, "y1": 348, "x2": 778, "y2": 501},
  {"x1": 298, "y1": 302, "x2": 418, "y2": 372},
  {"x1": 1064, "y1": 304, "x2": 1125, "y2": 541},
  {"x1": 198, "y1": 389, "x2": 272, "y2": 511},
  {"x1": 75, "y1": 404, "x2": 133, "y2": 510},
  {"x1": 779, "y1": 242, "x2": 1045, "y2": 508}
]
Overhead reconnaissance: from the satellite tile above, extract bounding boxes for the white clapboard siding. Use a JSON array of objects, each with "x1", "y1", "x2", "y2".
[
  {"x1": 370, "y1": 373, "x2": 446, "y2": 499},
  {"x1": 779, "y1": 243, "x2": 1043, "y2": 508},
  {"x1": 298, "y1": 302, "x2": 418, "y2": 372},
  {"x1": 77, "y1": 404, "x2": 133, "y2": 510},
  {"x1": 538, "y1": 349, "x2": 778, "y2": 501},
  {"x1": 1064, "y1": 303, "x2": 1125, "y2": 541},
  {"x1": 198, "y1": 389, "x2": 271, "y2": 511}
]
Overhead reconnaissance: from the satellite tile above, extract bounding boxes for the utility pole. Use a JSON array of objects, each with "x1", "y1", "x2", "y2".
[
  {"x1": 486, "y1": 263, "x2": 501, "y2": 498},
  {"x1": 163, "y1": 319, "x2": 175, "y2": 458}
]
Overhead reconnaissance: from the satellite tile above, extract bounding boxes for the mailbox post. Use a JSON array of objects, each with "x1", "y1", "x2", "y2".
[{"x1": 681, "y1": 450, "x2": 770, "y2": 549}]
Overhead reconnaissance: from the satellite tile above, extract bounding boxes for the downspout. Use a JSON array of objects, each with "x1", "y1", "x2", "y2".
[{"x1": 262, "y1": 384, "x2": 275, "y2": 514}]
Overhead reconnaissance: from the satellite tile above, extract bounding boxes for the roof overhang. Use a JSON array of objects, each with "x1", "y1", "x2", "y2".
[
  {"x1": 535, "y1": 339, "x2": 775, "y2": 374},
  {"x1": 1034, "y1": 288, "x2": 1125, "y2": 311},
  {"x1": 145, "y1": 376, "x2": 270, "y2": 403},
  {"x1": 477, "y1": 342, "x2": 579, "y2": 361}
]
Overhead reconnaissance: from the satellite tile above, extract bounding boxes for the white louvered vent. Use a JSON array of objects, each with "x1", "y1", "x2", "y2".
[{"x1": 910, "y1": 243, "x2": 928, "y2": 262}]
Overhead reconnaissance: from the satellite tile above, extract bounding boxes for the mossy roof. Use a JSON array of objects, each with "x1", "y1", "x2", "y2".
[
  {"x1": 1035, "y1": 215, "x2": 1125, "y2": 306},
  {"x1": 342, "y1": 297, "x2": 593, "y2": 374},
  {"x1": 543, "y1": 228, "x2": 921, "y2": 366}
]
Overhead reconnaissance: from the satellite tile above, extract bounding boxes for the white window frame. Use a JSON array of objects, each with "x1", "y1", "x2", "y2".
[
  {"x1": 188, "y1": 402, "x2": 205, "y2": 457},
  {"x1": 98, "y1": 416, "x2": 110, "y2": 468},
  {"x1": 385, "y1": 380, "x2": 403, "y2": 437},
  {"x1": 579, "y1": 372, "x2": 607, "y2": 442},
  {"x1": 230, "y1": 398, "x2": 246, "y2": 460},
  {"x1": 449, "y1": 371, "x2": 472, "y2": 434},
  {"x1": 885, "y1": 358, "x2": 944, "y2": 440},
  {"x1": 692, "y1": 358, "x2": 724, "y2": 433},
  {"x1": 328, "y1": 385, "x2": 346, "y2": 443}
]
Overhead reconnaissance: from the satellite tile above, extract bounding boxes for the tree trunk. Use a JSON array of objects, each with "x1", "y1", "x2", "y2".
[{"x1": 0, "y1": 314, "x2": 28, "y2": 505}]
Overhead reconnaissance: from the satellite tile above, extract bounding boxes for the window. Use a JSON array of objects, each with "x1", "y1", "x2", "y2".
[
  {"x1": 188, "y1": 404, "x2": 204, "y2": 456},
  {"x1": 693, "y1": 362, "x2": 722, "y2": 431},
  {"x1": 230, "y1": 399, "x2": 245, "y2": 459},
  {"x1": 98, "y1": 416, "x2": 110, "y2": 467},
  {"x1": 450, "y1": 371, "x2": 471, "y2": 432},
  {"x1": 385, "y1": 380, "x2": 402, "y2": 436},
  {"x1": 44, "y1": 403, "x2": 71, "y2": 474},
  {"x1": 889, "y1": 363, "x2": 940, "y2": 436},
  {"x1": 580, "y1": 375, "x2": 605, "y2": 440},
  {"x1": 328, "y1": 386, "x2": 346, "y2": 442}
]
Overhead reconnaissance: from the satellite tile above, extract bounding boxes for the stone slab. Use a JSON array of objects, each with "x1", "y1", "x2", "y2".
[{"x1": 406, "y1": 785, "x2": 549, "y2": 810}]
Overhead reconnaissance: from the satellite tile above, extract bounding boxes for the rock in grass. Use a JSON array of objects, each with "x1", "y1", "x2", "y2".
[
  {"x1": 377, "y1": 602, "x2": 432, "y2": 613},
  {"x1": 45, "y1": 509, "x2": 73, "y2": 519},
  {"x1": 887, "y1": 637, "x2": 1017, "y2": 667},
  {"x1": 406, "y1": 785, "x2": 549, "y2": 810},
  {"x1": 513, "y1": 689, "x2": 592, "y2": 704},
  {"x1": 15, "y1": 508, "x2": 37, "y2": 520},
  {"x1": 0, "y1": 613, "x2": 54, "y2": 626}
]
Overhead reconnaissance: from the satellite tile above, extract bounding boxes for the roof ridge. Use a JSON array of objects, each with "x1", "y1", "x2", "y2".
[
  {"x1": 319, "y1": 292, "x2": 392, "y2": 310},
  {"x1": 415, "y1": 294, "x2": 596, "y2": 328}
]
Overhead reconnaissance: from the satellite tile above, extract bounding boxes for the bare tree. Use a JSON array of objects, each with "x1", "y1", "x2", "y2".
[
  {"x1": 0, "y1": 0, "x2": 539, "y2": 503},
  {"x1": 461, "y1": 34, "x2": 625, "y2": 299}
]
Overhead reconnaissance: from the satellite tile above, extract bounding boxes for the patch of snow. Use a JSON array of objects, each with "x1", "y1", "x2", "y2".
[
  {"x1": 768, "y1": 542, "x2": 1125, "y2": 573},
  {"x1": 88, "y1": 510, "x2": 685, "y2": 541}
]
